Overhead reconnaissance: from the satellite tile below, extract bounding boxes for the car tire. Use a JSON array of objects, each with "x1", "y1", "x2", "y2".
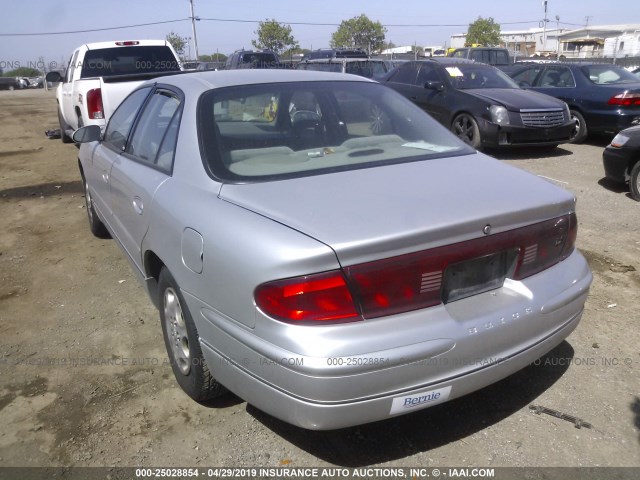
[
  {"x1": 629, "y1": 161, "x2": 640, "y2": 201},
  {"x1": 82, "y1": 175, "x2": 110, "y2": 238},
  {"x1": 569, "y1": 110, "x2": 587, "y2": 144},
  {"x1": 58, "y1": 109, "x2": 73, "y2": 144},
  {"x1": 451, "y1": 113, "x2": 481, "y2": 149},
  {"x1": 159, "y1": 267, "x2": 227, "y2": 404},
  {"x1": 8, "y1": 85, "x2": 14, "y2": 91}
]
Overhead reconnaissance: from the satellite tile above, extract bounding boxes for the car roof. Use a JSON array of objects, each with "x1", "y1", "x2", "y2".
[{"x1": 151, "y1": 69, "x2": 374, "y2": 91}]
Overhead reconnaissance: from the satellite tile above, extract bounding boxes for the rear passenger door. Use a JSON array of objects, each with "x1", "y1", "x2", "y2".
[{"x1": 109, "y1": 88, "x2": 182, "y2": 273}]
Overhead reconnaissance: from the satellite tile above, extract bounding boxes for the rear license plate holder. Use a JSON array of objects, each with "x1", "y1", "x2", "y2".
[{"x1": 442, "y1": 250, "x2": 518, "y2": 304}]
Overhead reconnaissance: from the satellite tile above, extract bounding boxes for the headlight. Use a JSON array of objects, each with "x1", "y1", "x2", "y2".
[
  {"x1": 610, "y1": 133, "x2": 629, "y2": 148},
  {"x1": 490, "y1": 105, "x2": 510, "y2": 125}
]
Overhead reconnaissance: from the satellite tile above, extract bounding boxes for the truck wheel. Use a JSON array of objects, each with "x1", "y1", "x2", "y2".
[
  {"x1": 58, "y1": 109, "x2": 73, "y2": 144},
  {"x1": 158, "y1": 267, "x2": 227, "y2": 404},
  {"x1": 569, "y1": 110, "x2": 587, "y2": 144},
  {"x1": 630, "y1": 161, "x2": 640, "y2": 202}
]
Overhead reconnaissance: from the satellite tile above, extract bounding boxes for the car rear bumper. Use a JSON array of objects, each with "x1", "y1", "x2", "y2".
[
  {"x1": 188, "y1": 250, "x2": 591, "y2": 429},
  {"x1": 479, "y1": 119, "x2": 574, "y2": 147},
  {"x1": 603, "y1": 146, "x2": 633, "y2": 183}
]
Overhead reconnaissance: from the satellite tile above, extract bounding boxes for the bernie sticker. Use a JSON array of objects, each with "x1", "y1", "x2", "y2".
[{"x1": 390, "y1": 386, "x2": 452, "y2": 415}]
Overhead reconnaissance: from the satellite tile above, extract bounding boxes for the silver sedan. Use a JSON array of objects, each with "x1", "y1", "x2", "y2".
[{"x1": 73, "y1": 70, "x2": 592, "y2": 430}]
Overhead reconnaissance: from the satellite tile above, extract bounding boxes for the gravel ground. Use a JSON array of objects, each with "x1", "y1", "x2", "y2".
[{"x1": 0, "y1": 89, "x2": 638, "y2": 470}]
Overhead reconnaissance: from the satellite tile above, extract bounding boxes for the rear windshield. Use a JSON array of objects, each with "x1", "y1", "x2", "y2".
[
  {"x1": 80, "y1": 46, "x2": 180, "y2": 78},
  {"x1": 580, "y1": 65, "x2": 640, "y2": 85},
  {"x1": 199, "y1": 81, "x2": 472, "y2": 182},
  {"x1": 240, "y1": 53, "x2": 278, "y2": 66}
]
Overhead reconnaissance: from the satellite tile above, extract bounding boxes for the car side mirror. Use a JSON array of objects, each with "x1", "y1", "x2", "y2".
[
  {"x1": 424, "y1": 80, "x2": 444, "y2": 92},
  {"x1": 45, "y1": 71, "x2": 63, "y2": 83},
  {"x1": 72, "y1": 125, "x2": 102, "y2": 143}
]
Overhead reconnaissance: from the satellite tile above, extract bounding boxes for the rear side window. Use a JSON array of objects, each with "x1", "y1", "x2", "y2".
[
  {"x1": 126, "y1": 90, "x2": 181, "y2": 170},
  {"x1": 80, "y1": 46, "x2": 180, "y2": 78},
  {"x1": 103, "y1": 87, "x2": 152, "y2": 151}
]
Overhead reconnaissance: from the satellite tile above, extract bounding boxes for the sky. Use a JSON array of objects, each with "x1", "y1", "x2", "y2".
[{"x1": 0, "y1": 0, "x2": 638, "y2": 71}]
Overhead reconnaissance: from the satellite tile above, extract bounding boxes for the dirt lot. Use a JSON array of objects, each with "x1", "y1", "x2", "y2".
[{"x1": 0, "y1": 89, "x2": 638, "y2": 469}]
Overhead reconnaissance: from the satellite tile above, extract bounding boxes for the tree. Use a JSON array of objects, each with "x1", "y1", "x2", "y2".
[
  {"x1": 4, "y1": 67, "x2": 41, "y2": 77},
  {"x1": 330, "y1": 14, "x2": 387, "y2": 55},
  {"x1": 466, "y1": 17, "x2": 501, "y2": 46},
  {"x1": 166, "y1": 31, "x2": 188, "y2": 58},
  {"x1": 252, "y1": 19, "x2": 298, "y2": 55}
]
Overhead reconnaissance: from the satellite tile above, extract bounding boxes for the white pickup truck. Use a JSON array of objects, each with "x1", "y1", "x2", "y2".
[{"x1": 46, "y1": 40, "x2": 182, "y2": 143}]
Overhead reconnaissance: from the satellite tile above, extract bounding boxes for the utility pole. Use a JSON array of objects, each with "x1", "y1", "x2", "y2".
[
  {"x1": 542, "y1": 0, "x2": 548, "y2": 52},
  {"x1": 189, "y1": 0, "x2": 200, "y2": 60},
  {"x1": 555, "y1": 15, "x2": 561, "y2": 57}
]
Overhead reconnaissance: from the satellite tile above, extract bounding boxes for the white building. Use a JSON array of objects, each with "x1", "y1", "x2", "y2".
[
  {"x1": 450, "y1": 27, "x2": 566, "y2": 56},
  {"x1": 558, "y1": 24, "x2": 640, "y2": 58}
]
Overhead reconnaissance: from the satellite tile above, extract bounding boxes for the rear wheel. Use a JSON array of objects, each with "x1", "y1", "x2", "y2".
[
  {"x1": 159, "y1": 267, "x2": 227, "y2": 403},
  {"x1": 451, "y1": 113, "x2": 481, "y2": 149},
  {"x1": 630, "y1": 161, "x2": 640, "y2": 201},
  {"x1": 58, "y1": 109, "x2": 73, "y2": 143},
  {"x1": 569, "y1": 110, "x2": 588, "y2": 143},
  {"x1": 82, "y1": 175, "x2": 110, "y2": 238}
]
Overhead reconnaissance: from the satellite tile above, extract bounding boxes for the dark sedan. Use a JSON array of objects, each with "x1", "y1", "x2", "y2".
[
  {"x1": 380, "y1": 59, "x2": 574, "y2": 150},
  {"x1": 603, "y1": 125, "x2": 640, "y2": 200},
  {"x1": 508, "y1": 63, "x2": 640, "y2": 143}
]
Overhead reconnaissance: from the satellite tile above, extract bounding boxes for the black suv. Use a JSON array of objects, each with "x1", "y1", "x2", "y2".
[
  {"x1": 225, "y1": 50, "x2": 280, "y2": 69},
  {"x1": 301, "y1": 48, "x2": 368, "y2": 61}
]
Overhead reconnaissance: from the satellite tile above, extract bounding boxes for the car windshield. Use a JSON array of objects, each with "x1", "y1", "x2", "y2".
[
  {"x1": 580, "y1": 65, "x2": 640, "y2": 85},
  {"x1": 446, "y1": 65, "x2": 520, "y2": 89},
  {"x1": 80, "y1": 46, "x2": 180, "y2": 78},
  {"x1": 199, "y1": 81, "x2": 472, "y2": 182}
]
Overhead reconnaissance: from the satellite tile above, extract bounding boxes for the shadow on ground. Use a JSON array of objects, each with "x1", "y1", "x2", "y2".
[
  {"x1": 0, "y1": 180, "x2": 83, "y2": 200},
  {"x1": 490, "y1": 146, "x2": 573, "y2": 161},
  {"x1": 248, "y1": 341, "x2": 575, "y2": 466}
]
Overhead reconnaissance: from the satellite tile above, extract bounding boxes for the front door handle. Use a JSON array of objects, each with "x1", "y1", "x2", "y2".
[
  {"x1": 102, "y1": 173, "x2": 109, "y2": 183},
  {"x1": 132, "y1": 196, "x2": 143, "y2": 215}
]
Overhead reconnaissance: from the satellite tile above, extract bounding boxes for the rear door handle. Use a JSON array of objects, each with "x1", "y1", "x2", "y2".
[{"x1": 132, "y1": 196, "x2": 143, "y2": 215}]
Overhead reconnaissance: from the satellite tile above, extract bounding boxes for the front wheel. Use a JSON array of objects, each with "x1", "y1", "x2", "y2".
[
  {"x1": 451, "y1": 113, "x2": 481, "y2": 149},
  {"x1": 569, "y1": 110, "x2": 588, "y2": 143},
  {"x1": 629, "y1": 161, "x2": 640, "y2": 201},
  {"x1": 159, "y1": 267, "x2": 227, "y2": 404}
]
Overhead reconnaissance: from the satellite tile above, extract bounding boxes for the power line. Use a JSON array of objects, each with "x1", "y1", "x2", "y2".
[
  {"x1": 0, "y1": 19, "x2": 187, "y2": 36},
  {"x1": 0, "y1": 17, "x2": 557, "y2": 37}
]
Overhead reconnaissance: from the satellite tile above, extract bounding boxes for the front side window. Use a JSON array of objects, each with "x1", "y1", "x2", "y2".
[
  {"x1": 389, "y1": 63, "x2": 420, "y2": 85},
  {"x1": 126, "y1": 90, "x2": 181, "y2": 169},
  {"x1": 199, "y1": 81, "x2": 473, "y2": 182},
  {"x1": 511, "y1": 66, "x2": 543, "y2": 86},
  {"x1": 103, "y1": 87, "x2": 152, "y2": 151}
]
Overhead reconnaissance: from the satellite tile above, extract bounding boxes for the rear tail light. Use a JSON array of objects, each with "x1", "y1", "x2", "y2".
[
  {"x1": 255, "y1": 271, "x2": 360, "y2": 323},
  {"x1": 86, "y1": 88, "x2": 104, "y2": 120},
  {"x1": 607, "y1": 92, "x2": 640, "y2": 106},
  {"x1": 255, "y1": 214, "x2": 578, "y2": 323},
  {"x1": 115, "y1": 41, "x2": 140, "y2": 46}
]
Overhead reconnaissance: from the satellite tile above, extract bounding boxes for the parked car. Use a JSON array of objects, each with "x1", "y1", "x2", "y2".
[
  {"x1": 224, "y1": 49, "x2": 279, "y2": 69},
  {"x1": 45, "y1": 39, "x2": 182, "y2": 143},
  {"x1": 72, "y1": 69, "x2": 591, "y2": 430},
  {"x1": 507, "y1": 62, "x2": 640, "y2": 143},
  {"x1": 28, "y1": 76, "x2": 44, "y2": 88},
  {"x1": 0, "y1": 77, "x2": 20, "y2": 91},
  {"x1": 295, "y1": 58, "x2": 392, "y2": 80},
  {"x1": 603, "y1": 124, "x2": 640, "y2": 200},
  {"x1": 380, "y1": 59, "x2": 574, "y2": 150},
  {"x1": 301, "y1": 48, "x2": 368, "y2": 61}
]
